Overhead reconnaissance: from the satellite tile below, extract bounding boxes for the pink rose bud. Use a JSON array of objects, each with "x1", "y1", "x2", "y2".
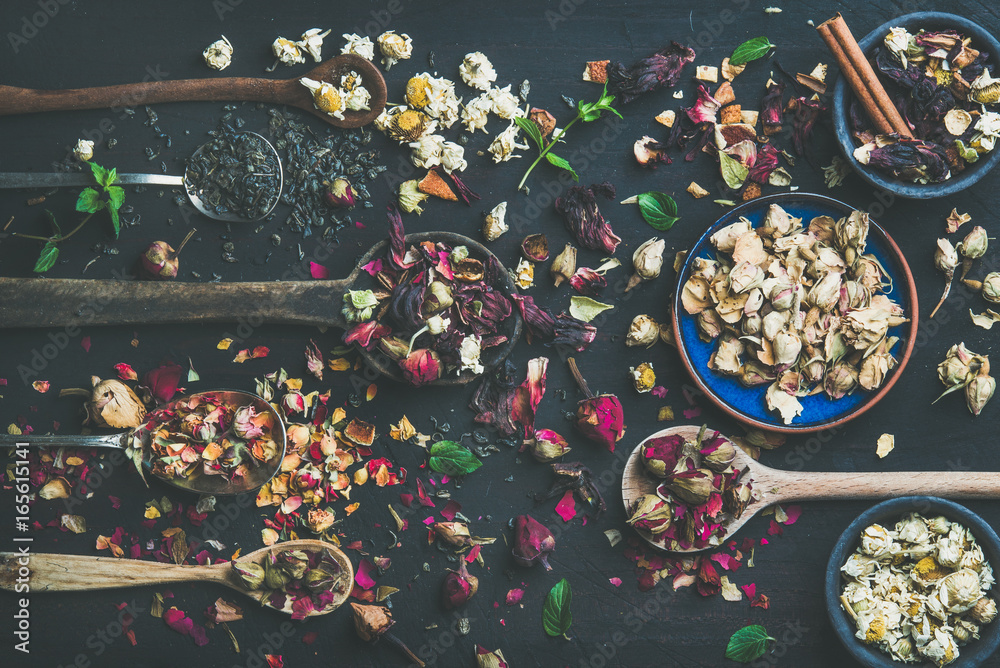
[
  {"x1": 441, "y1": 562, "x2": 479, "y2": 609},
  {"x1": 139, "y1": 229, "x2": 196, "y2": 280},
  {"x1": 512, "y1": 514, "x2": 555, "y2": 571},
  {"x1": 528, "y1": 428, "x2": 571, "y2": 463},
  {"x1": 575, "y1": 394, "x2": 625, "y2": 451},
  {"x1": 282, "y1": 391, "x2": 307, "y2": 415},
  {"x1": 641, "y1": 433, "x2": 685, "y2": 478},
  {"x1": 399, "y1": 349, "x2": 442, "y2": 386},
  {"x1": 325, "y1": 177, "x2": 357, "y2": 208}
]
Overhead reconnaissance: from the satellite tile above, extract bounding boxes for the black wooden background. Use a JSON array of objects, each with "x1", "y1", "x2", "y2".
[{"x1": 2, "y1": 1, "x2": 999, "y2": 666}]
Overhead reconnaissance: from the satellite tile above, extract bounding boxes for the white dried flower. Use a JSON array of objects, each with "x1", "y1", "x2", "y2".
[
  {"x1": 411, "y1": 74, "x2": 462, "y2": 128},
  {"x1": 488, "y1": 121, "x2": 529, "y2": 163},
  {"x1": 297, "y1": 28, "x2": 330, "y2": 62},
  {"x1": 458, "y1": 335, "x2": 485, "y2": 375},
  {"x1": 482, "y1": 202, "x2": 508, "y2": 241},
  {"x1": 459, "y1": 51, "x2": 497, "y2": 91},
  {"x1": 203, "y1": 35, "x2": 234, "y2": 71},
  {"x1": 461, "y1": 93, "x2": 493, "y2": 134},
  {"x1": 511, "y1": 258, "x2": 534, "y2": 289},
  {"x1": 439, "y1": 141, "x2": 467, "y2": 173},
  {"x1": 271, "y1": 37, "x2": 304, "y2": 66},
  {"x1": 488, "y1": 84, "x2": 524, "y2": 119},
  {"x1": 975, "y1": 110, "x2": 1000, "y2": 151},
  {"x1": 377, "y1": 31, "x2": 412, "y2": 69},
  {"x1": 339, "y1": 71, "x2": 371, "y2": 111},
  {"x1": 73, "y1": 139, "x2": 95, "y2": 162},
  {"x1": 341, "y1": 33, "x2": 375, "y2": 61},
  {"x1": 299, "y1": 78, "x2": 345, "y2": 120},
  {"x1": 408, "y1": 134, "x2": 446, "y2": 169}
]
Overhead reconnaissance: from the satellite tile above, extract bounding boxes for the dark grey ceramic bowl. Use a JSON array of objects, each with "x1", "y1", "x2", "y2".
[
  {"x1": 832, "y1": 12, "x2": 1000, "y2": 199},
  {"x1": 826, "y1": 497, "x2": 1000, "y2": 667}
]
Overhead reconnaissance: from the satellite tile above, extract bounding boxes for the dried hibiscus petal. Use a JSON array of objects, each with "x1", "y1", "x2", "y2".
[
  {"x1": 399, "y1": 349, "x2": 442, "y2": 387},
  {"x1": 555, "y1": 182, "x2": 621, "y2": 254},
  {"x1": 511, "y1": 357, "x2": 548, "y2": 436},
  {"x1": 761, "y1": 80, "x2": 785, "y2": 136},
  {"x1": 511, "y1": 295, "x2": 556, "y2": 343},
  {"x1": 552, "y1": 313, "x2": 596, "y2": 353},
  {"x1": 469, "y1": 360, "x2": 517, "y2": 436},
  {"x1": 606, "y1": 42, "x2": 696, "y2": 104}
]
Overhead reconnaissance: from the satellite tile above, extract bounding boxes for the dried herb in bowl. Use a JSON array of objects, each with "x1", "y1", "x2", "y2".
[
  {"x1": 680, "y1": 203, "x2": 908, "y2": 425},
  {"x1": 840, "y1": 512, "x2": 998, "y2": 665},
  {"x1": 851, "y1": 27, "x2": 1000, "y2": 184}
]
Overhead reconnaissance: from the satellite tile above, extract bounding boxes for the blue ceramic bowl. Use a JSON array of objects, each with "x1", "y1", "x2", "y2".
[
  {"x1": 826, "y1": 497, "x2": 1000, "y2": 667},
  {"x1": 832, "y1": 12, "x2": 1000, "y2": 199},
  {"x1": 671, "y1": 192, "x2": 918, "y2": 434}
]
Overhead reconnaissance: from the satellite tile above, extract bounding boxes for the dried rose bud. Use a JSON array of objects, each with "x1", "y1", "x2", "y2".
[
  {"x1": 400, "y1": 349, "x2": 442, "y2": 386},
  {"x1": 938, "y1": 343, "x2": 976, "y2": 388},
  {"x1": 576, "y1": 394, "x2": 625, "y2": 451},
  {"x1": 423, "y1": 281, "x2": 453, "y2": 314},
  {"x1": 232, "y1": 561, "x2": 265, "y2": 590},
  {"x1": 521, "y1": 234, "x2": 549, "y2": 262},
  {"x1": 834, "y1": 210, "x2": 869, "y2": 265},
  {"x1": 630, "y1": 362, "x2": 656, "y2": 393},
  {"x1": 351, "y1": 602, "x2": 394, "y2": 642},
  {"x1": 627, "y1": 494, "x2": 673, "y2": 534},
  {"x1": 663, "y1": 468, "x2": 713, "y2": 505},
  {"x1": 512, "y1": 514, "x2": 555, "y2": 571},
  {"x1": 935, "y1": 238, "x2": 960, "y2": 274},
  {"x1": 633, "y1": 136, "x2": 669, "y2": 167},
  {"x1": 824, "y1": 361, "x2": 859, "y2": 400},
  {"x1": 965, "y1": 369, "x2": 995, "y2": 416},
  {"x1": 528, "y1": 107, "x2": 556, "y2": 138},
  {"x1": 723, "y1": 482, "x2": 753, "y2": 519},
  {"x1": 626, "y1": 237, "x2": 665, "y2": 291},
  {"x1": 626, "y1": 314, "x2": 660, "y2": 348},
  {"x1": 959, "y1": 225, "x2": 988, "y2": 260},
  {"x1": 325, "y1": 177, "x2": 358, "y2": 208},
  {"x1": 278, "y1": 549, "x2": 310, "y2": 580},
  {"x1": 140, "y1": 229, "x2": 196, "y2": 280},
  {"x1": 378, "y1": 335, "x2": 411, "y2": 360},
  {"x1": 641, "y1": 434, "x2": 684, "y2": 478},
  {"x1": 441, "y1": 561, "x2": 479, "y2": 609},
  {"x1": 772, "y1": 330, "x2": 802, "y2": 366},
  {"x1": 304, "y1": 507, "x2": 336, "y2": 534},
  {"x1": 432, "y1": 521, "x2": 476, "y2": 548},
  {"x1": 699, "y1": 432, "x2": 736, "y2": 472},
  {"x1": 264, "y1": 556, "x2": 292, "y2": 589},
  {"x1": 550, "y1": 243, "x2": 577, "y2": 287},
  {"x1": 61, "y1": 375, "x2": 147, "y2": 429},
  {"x1": 476, "y1": 646, "x2": 510, "y2": 668},
  {"x1": 697, "y1": 309, "x2": 723, "y2": 340},
  {"x1": 982, "y1": 273, "x2": 1000, "y2": 303},
  {"x1": 482, "y1": 201, "x2": 508, "y2": 241},
  {"x1": 282, "y1": 391, "x2": 307, "y2": 414},
  {"x1": 528, "y1": 429, "x2": 571, "y2": 462},
  {"x1": 807, "y1": 270, "x2": 843, "y2": 312},
  {"x1": 761, "y1": 80, "x2": 784, "y2": 135}
]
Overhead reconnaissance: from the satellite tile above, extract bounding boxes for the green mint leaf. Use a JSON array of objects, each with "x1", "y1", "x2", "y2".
[
  {"x1": 513, "y1": 116, "x2": 545, "y2": 151},
  {"x1": 729, "y1": 37, "x2": 775, "y2": 66},
  {"x1": 719, "y1": 152, "x2": 749, "y2": 190},
  {"x1": 104, "y1": 167, "x2": 118, "y2": 187},
  {"x1": 545, "y1": 152, "x2": 578, "y2": 181},
  {"x1": 108, "y1": 203, "x2": 121, "y2": 238},
  {"x1": 33, "y1": 240, "x2": 59, "y2": 273},
  {"x1": 725, "y1": 625, "x2": 774, "y2": 663},
  {"x1": 106, "y1": 185, "x2": 125, "y2": 211},
  {"x1": 76, "y1": 187, "x2": 103, "y2": 213},
  {"x1": 45, "y1": 209, "x2": 61, "y2": 235},
  {"x1": 428, "y1": 440, "x2": 483, "y2": 476},
  {"x1": 88, "y1": 162, "x2": 110, "y2": 187},
  {"x1": 542, "y1": 578, "x2": 572, "y2": 637},
  {"x1": 636, "y1": 192, "x2": 680, "y2": 231}
]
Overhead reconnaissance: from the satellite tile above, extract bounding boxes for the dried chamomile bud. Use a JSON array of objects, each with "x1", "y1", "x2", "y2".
[
  {"x1": 630, "y1": 362, "x2": 656, "y2": 394},
  {"x1": 459, "y1": 51, "x2": 497, "y2": 91},
  {"x1": 73, "y1": 139, "x2": 95, "y2": 162},
  {"x1": 341, "y1": 33, "x2": 375, "y2": 60},
  {"x1": 203, "y1": 36, "x2": 234, "y2": 71},
  {"x1": 969, "y1": 596, "x2": 998, "y2": 624},
  {"x1": 297, "y1": 28, "x2": 331, "y2": 63},
  {"x1": 271, "y1": 37, "x2": 304, "y2": 67},
  {"x1": 299, "y1": 78, "x2": 345, "y2": 120},
  {"x1": 377, "y1": 31, "x2": 412, "y2": 69},
  {"x1": 625, "y1": 315, "x2": 660, "y2": 348},
  {"x1": 488, "y1": 122, "x2": 529, "y2": 163}
]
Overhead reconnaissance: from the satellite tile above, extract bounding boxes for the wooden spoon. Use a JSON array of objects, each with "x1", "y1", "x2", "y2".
[
  {"x1": 0, "y1": 54, "x2": 386, "y2": 128},
  {"x1": 0, "y1": 539, "x2": 353, "y2": 617},
  {"x1": 623, "y1": 425, "x2": 1000, "y2": 553},
  {"x1": 0, "y1": 232, "x2": 522, "y2": 387}
]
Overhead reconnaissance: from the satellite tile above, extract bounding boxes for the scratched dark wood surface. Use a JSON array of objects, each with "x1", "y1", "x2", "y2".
[{"x1": 2, "y1": 1, "x2": 1000, "y2": 667}]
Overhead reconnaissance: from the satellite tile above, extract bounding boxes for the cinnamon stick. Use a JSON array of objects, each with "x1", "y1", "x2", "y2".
[{"x1": 817, "y1": 13, "x2": 913, "y2": 138}]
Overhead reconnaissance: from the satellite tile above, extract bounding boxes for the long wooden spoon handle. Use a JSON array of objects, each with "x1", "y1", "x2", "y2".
[
  {"x1": 0, "y1": 78, "x2": 289, "y2": 117},
  {"x1": 0, "y1": 277, "x2": 350, "y2": 329},
  {"x1": 771, "y1": 470, "x2": 1000, "y2": 502},
  {"x1": 0, "y1": 552, "x2": 230, "y2": 591}
]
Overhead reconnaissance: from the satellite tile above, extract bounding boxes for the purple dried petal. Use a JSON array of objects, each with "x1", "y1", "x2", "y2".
[
  {"x1": 685, "y1": 83, "x2": 721, "y2": 125},
  {"x1": 447, "y1": 171, "x2": 481, "y2": 205},
  {"x1": 552, "y1": 313, "x2": 597, "y2": 352},
  {"x1": 388, "y1": 280, "x2": 426, "y2": 330},
  {"x1": 568, "y1": 267, "x2": 606, "y2": 296},
  {"x1": 386, "y1": 204, "x2": 411, "y2": 270},
  {"x1": 606, "y1": 42, "x2": 696, "y2": 104},
  {"x1": 511, "y1": 295, "x2": 555, "y2": 343},
  {"x1": 761, "y1": 81, "x2": 785, "y2": 134},
  {"x1": 554, "y1": 182, "x2": 621, "y2": 254},
  {"x1": 748, "y1": 143, "x2": 779, "y2": 184},
  {"x1": 789, "y1": 96, "x2": 826, "y2": 157},
  {"x1": 469, "y1": 359, "x2": 517, "y2": 435}
]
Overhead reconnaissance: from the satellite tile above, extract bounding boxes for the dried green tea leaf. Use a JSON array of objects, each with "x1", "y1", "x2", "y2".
[{"x1": 569, "y1": 296, "x2": 613, "y2": 322}]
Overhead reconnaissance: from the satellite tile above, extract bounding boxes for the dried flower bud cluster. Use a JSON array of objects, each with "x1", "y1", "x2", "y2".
[
  {"x1": 682, "y1": 204, "x2": 908, "y2": 425},
  {"x1": 233, "y1": 546, "x2": 349, "y2": 620},
  {"x1": 935, "y1": 343, "x2": 995, "y2": 416},
  {"x1": 628, "y1": 427, "x2": 756, "y2": 551},
  {"x1": 840, "y1": 512, "x2": 997, "y2": 665}
]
